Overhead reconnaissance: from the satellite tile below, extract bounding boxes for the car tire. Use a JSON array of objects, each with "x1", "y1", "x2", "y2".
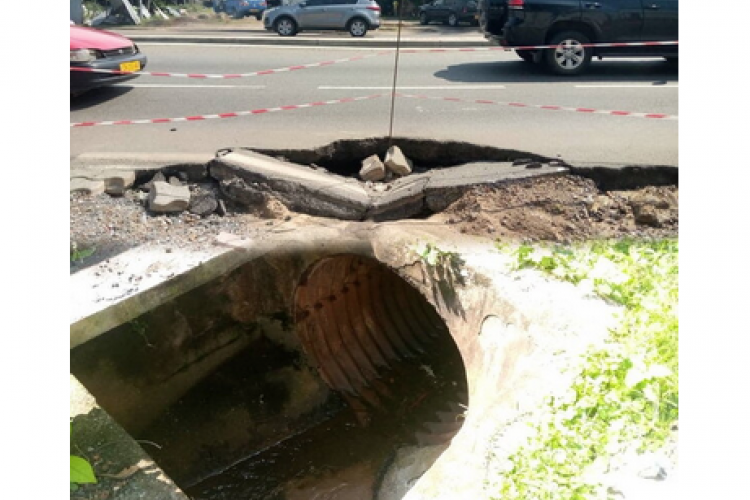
[
  {"x1": 447, "y1": 13, "x2": 458, "y2": 27},
  {"x1": 348, "y1": 18, "x2": 369, "y2": 37},
  {"x1": 275, "y1": 16, "x2": 298, "y2": 36},
  {"x1": 544, "y1": 30, "x2": 593, "y2": 76},
  {"x1": 419, "y1": 12, "x2": 428, "y2": 25},
  {"x1": 516, "y1": 49, "x2": 535, "y2": 63},
  {"x1": 256, "y1": 14, "x2": 262, "y2": 21}
]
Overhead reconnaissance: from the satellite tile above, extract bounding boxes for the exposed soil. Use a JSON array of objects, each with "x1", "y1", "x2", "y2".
[
  {"x1": 70, "y1": 172, "x2": 677, "y2": 272},
  {"x1": 435, "y1": 174, "x2": 678, "y2": 242}
]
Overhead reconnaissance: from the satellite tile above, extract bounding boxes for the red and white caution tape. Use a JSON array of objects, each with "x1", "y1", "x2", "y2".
[
  {"x1": 69, "y1": 51, "x2": 391, "y2": 79},
  {"x1": 401, "y1": 40, "x2": 678, "y2": 53},
  {"x1": 70, "y1": 94, "x2": 384, "y2": 127},
  {"x1": 396, "y1": 93, "x2": 677, "y2": 120}
]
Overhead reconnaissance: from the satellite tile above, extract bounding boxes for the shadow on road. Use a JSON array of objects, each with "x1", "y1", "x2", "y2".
[
  {"x1": 70, "y1": 86, "x2": 135, "y2": 111},
  {"x1": 434, "y1": 59, "x2": 678, "y2": 84}
]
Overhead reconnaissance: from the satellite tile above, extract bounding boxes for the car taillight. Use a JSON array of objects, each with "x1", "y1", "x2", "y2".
[
  {"x1": 367, "y1": 5, "x2": 381, "y2": 11},
  {"x1": 508, "y1": 0, "x2": 524, "y2": 8}
]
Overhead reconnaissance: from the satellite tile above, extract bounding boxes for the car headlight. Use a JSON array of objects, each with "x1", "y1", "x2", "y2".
[{"x1": 70, "y1": 49, "x2": 102, "y2": 63}]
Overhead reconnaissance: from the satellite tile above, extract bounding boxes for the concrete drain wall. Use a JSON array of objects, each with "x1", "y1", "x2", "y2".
[{"x1": 70, "y1": 223, "x2": 618, "y2": 500}]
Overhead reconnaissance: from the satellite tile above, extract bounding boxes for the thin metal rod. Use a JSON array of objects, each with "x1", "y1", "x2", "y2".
[{"x1": 387, "y1": 3, "x2": 404, "y2": 144}]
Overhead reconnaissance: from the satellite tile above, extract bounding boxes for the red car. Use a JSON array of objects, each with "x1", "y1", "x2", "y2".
[{"x1": 70, "y1": 25, "x2": 148, "y2": 95}]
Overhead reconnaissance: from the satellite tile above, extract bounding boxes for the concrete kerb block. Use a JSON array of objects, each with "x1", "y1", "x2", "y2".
[
  {"x1": 424, "y1": 161, "x2": 569, "y2": 212},
  {"x1": 360, "y1": 154, "x2": 386, "y2": 182},
  {"x1": 384, "y1": 145, "x2": 413, "y2": 176},
  {"x1": 368, "y1": 175, "x2": 430, "y2": 221},
  {"x1": 148, "y1": 181, "x2": 191, "y2": 213},
  {"x1": 209, "y1": 149, "x2": 372, "y2": 220},
  {"x1": 70, "y1": 169, "x2": 137, "y2": 196}
]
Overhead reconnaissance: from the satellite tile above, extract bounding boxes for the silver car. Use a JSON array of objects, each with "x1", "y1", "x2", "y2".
[{"x1": 263, "y1": 0, "x2": 381, "y2": 37}]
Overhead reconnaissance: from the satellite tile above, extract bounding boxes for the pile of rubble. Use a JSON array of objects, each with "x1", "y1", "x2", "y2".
[{"x1": 70, "y1": 145, "x2": 568, "y2": 223}]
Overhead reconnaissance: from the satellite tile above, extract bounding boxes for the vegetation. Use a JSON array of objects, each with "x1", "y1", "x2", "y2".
[
  {"x1": 70, "y1": 243, "x2": 96, "y2": 264},
  {"x1": 71, "y1": 424, "x2": 97, "y2": 487},
  {"x1": 492, "y1": 239, "x2": 678, "y2": 499}
]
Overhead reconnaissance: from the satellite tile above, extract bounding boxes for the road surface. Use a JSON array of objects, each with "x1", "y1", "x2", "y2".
[{"x1": 70, "y1": 43, "x2": 678, "y2": 167}]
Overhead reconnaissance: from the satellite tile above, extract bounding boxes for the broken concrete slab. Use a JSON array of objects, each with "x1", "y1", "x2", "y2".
[
  {"x1": 360, "y1": 154, "x2": 386, "y2": 182},
  {"x1": 148, "y1": 181, "x2": 191, "y2": 213},
  {"x1": 384, "y1": 145, "x2": 413, "y2": 176},
  {"x1": 209, "y1": 149, "x2": 371, "y2": 220},
  {"x1": 368, "y1": 174, "x2": 430, "y2": 221},
  {"x1": 424, "y1": 161, "x2": 568, "y2": 212}
]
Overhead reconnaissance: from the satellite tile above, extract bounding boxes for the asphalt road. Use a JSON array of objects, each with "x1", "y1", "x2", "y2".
[{"x1": 70, "y1": 43, "x2": 679, "y2": 167}]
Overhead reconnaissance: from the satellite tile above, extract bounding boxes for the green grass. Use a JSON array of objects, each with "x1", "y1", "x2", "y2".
[{"x1": 491, "y1": 238, "x2": 678, "y2": 499}]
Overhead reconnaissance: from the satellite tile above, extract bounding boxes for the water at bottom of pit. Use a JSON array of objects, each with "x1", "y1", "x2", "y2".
[{"x1": 180, "y1": 347, "x2": 467, "y2": 500}]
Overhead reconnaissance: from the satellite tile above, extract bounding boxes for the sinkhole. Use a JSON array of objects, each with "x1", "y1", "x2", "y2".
[{"x1": 70, "y1": 252, "x2": 469, "y2": 500}]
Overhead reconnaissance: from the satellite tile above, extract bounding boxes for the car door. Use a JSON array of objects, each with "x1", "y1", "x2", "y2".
[
  {"x1": 430, "y1": 0, "x2": 448, "y2": 22},
  {"x1": 297, "y1": 0, "x2": 334, "y2": 28},
  {"x1": 326, "y1": 0, "x2": 357, "y2": 27},
  {"x1": 580, "y1": 0, "x2": 644, "y2": 43},
  {"x1": 640, "y1": 0, "x2": 678, "y2": 42}
]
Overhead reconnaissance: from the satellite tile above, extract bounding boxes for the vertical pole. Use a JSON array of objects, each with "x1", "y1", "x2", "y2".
[{"x1": 387, "y1": 1, "x2": 404, "y2": 145}]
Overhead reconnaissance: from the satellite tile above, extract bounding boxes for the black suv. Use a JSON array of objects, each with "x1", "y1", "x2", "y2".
[
  {"x1": 419, "y1": 0, "x2": 479, "y2": 27},
  {"x1": 477, "y1": 0, "x2": 678, "y2": 75}
]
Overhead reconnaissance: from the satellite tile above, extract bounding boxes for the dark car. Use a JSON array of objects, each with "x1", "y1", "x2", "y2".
[
  {"x1": 419, "y1": 0, "x2": 478, "y2": 27},
  {"x1": 70, "y1": 25, "x2": 147, "y2": 95},
  {"x1": 477, "y1": 0, "x2": 678, "y2": 75}
]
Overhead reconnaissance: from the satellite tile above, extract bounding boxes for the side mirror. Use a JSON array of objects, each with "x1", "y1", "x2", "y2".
[{"x1": 299, "y1": 1, "x2": 306, "y2": 7}]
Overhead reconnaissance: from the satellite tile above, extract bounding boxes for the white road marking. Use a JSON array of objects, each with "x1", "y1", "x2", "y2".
[
  {"x1": 575, "y1": 84, "x2": 678, "y2": 88},
  {"x1": 113, "y1": 84, "x2": 266, "y2": 89},
  {"x1": 319, "y1": 85, "x2": 506, "y2": 90}
]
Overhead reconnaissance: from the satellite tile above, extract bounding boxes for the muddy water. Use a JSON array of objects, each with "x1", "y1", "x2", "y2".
[
  {"x1": 141, "y1": 329, "x2": 467, "y2": 500},
  {"x1": 187, "y1": 352, "x2": 466, "y2": 499}
]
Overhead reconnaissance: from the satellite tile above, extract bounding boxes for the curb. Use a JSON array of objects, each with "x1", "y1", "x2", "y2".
[{"x1": 123, "y1": 33, "x2": 490, "y2": 48}]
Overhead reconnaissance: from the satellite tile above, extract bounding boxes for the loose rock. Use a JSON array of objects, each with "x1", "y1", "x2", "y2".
[
  {"x1": 384, "y1": 145, "x2": 413, "y2": 176},
  {"x1": 148, "y1": 181, "x2": 191, "y2": 213},
  {"x1": 360, "y1": 154, "x2": 386, "y2": 182}
]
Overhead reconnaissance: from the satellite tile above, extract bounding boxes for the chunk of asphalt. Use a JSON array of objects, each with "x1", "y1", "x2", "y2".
[
  {"x1": 384, "y1": 145, "x2": 413, "y2": 176},
  {"x1": 360, "y1": 154, "x2": 386, "y2": 182},
  {"x1": 70, "y1": 177, "x2": 106, "y2": 196},
  {"x1": 209, "y1": 149, "x2": 371, "y2": 220},
  {"x1": 368, "y1": 174, "x2": 429, "y2": 221},
  {"x1": 148, "y1": 181, "x2": 191, "y2": 213}
]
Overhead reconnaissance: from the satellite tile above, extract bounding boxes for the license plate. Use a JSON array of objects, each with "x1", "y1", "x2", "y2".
[
  {"x1": 119, "y1": 61, "x2": 141, "y2": 73},
  {"x1": 250, "y1": 9, "x2": 258, "y2": 12}
]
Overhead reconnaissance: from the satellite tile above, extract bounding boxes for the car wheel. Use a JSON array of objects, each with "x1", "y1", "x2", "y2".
[
  {"x1": 516, "y1": 49, "x2": 535, "y2": 63},
  {"x1": 544, "y1": 30, "x2": 593, "y2": 76},
  {"x1": 275, "y1": 17, "x2": 298, "y2": 36},
  {"x1": 348, "y1": 18, "x2": 368, "y2": 37},
  {"x1": 419, "y1": 12, "x2": 428, "y2": 25},
  {"x1": 256, "y1": 14, "x2": 262, "y2": 21},
  {"x1": 448, "y1": 13, "x2": 458, "y2": 27}
]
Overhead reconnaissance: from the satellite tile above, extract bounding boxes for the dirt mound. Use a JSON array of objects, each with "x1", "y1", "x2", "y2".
[{"x1": 433, "y1": 174, "x2": 678, "y2": 242}]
